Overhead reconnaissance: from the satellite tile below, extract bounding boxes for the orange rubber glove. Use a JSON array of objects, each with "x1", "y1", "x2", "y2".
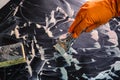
[{"x1": 68, "y1": 0, "x2": 120, "y2": 38}]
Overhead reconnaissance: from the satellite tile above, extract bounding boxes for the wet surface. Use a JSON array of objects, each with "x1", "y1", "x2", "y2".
[{"x1": 0, "y1": 0, "x2": 120, "y2": 80}]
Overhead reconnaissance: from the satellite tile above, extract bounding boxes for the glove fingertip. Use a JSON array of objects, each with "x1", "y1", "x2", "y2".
[{"x1": 71, "y1": 33, "x2": 79, "y2": 38}]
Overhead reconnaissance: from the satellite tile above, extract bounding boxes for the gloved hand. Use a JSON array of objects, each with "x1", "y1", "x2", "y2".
[{"x1": 68, "y1": 0, "x2": 120, "y2": 38}]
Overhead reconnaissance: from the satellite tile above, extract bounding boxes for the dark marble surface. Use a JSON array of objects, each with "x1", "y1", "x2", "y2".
[{"x1": 0, "y1": 0, "x2": 120, "y2": 80}]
